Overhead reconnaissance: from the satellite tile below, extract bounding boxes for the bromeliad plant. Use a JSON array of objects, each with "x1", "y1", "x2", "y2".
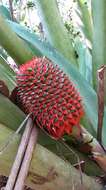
[
  {"x1": 0, "y1": 0, "x2": 106, "y2": 189},
  {"x1": 16, "y1": 57, "x2": 84, "y2": 139}
]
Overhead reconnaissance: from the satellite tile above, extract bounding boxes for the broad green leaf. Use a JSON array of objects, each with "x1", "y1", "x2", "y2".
[
  {"x1": 0, "y1": 94, "x2": 25, "y2": 130},
  {"x1": 76, "y1": 0, "x2": 93, "y2": 43},
  {"x1": 92, "y1": 0, "x2": 106, "y2": 90},
  {"x1": 0, "y1": 56, "x2": 16, "y2": 91},
  {"x1": 0, "y1": 15, "x2": 35, "y2": 64},
  {"x1": 0, "y1": 10, "x2": 42, "y2": 57},
  {"x1": 24, "y1": 40, "x2": 42, "y2": 56},
  {"x1": 74, "y1": 37, "x2": 92, "y2": 85},
  {"x1": 105, "y1": 68, "x2": 106, "y2": 104},
  {"x1": 7, "y1": 21, "x2": 106, "y2": 143},
  {"x1": 35, "y1": 0, "x2": 77, "y2": 66},
  {"x1": 0, "y1": 5, "x2": 11, "y2": 20}
]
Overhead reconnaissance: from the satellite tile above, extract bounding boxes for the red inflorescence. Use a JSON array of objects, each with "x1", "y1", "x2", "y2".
[{"x1": 16, "y1": 57, "x2": 84, "y2": 139}]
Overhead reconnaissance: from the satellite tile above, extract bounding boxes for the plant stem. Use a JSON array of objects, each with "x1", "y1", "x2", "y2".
[
  {"x1": 97, "y1": 66, "x2": 105, "y2": 144},
  {"x1": 36, "y1": 0, "x2": 77, "y2": 66},
  {"x1": 0, "y1": 15, "x2": 34, "y2": 64},
  {"x1": 8, "y1": 0, "x2": 14, "y2": 21},
  {"x1": 5, "y1": 118, "x2": 33, "y2": 190},
  {"x1": 14, "y1": 125, "x2": 38, "y2": 190}
]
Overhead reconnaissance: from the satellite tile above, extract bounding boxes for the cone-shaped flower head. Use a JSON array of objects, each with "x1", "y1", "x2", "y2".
[{"x1": 17, "y1": 58, "x2": 84, "y2": 139}]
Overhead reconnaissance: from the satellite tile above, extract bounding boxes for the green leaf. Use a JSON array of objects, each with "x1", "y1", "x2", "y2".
[
  {"x1": 105, "y1": 68, "x2": 106, "y2": 104},
  {"x1": 0, "y1": 15, "x2": 35, "y2": 64},
  {"x1": 76, "y1": 0, "x2": 93, "y2": 43},
  {"x1": 74, "y1": 37, "x2": 92, "y2": 85},
  {"x1": 0, "y1": 56, "x2": 16, "y2": 91},
  {"x1": 92, "y1": 0, "x2": 106, "y2": 90},
  {"x1": 35, "y1": 0, "x2": 77, "y2": 66},
  {"x1": 0, "y1": 94, "x2": 25, "y2": 130},
  {"x1": 0, "y1": 5, "x2": 11, "y2": 20}
]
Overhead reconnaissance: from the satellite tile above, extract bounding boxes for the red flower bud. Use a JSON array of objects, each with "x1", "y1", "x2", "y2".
[{"x1": 17, "y1": 58, "x2": 84, "y2": 139}]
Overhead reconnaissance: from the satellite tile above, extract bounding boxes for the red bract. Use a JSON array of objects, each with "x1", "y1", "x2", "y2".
[{"x1": 16, "y1": 57, "x2": 84, "y2": 139}]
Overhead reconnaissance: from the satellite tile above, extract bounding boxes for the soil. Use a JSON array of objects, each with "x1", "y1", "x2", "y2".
[{"x1": 0, "y1": 175, "x2": 33, "y2": 190}]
